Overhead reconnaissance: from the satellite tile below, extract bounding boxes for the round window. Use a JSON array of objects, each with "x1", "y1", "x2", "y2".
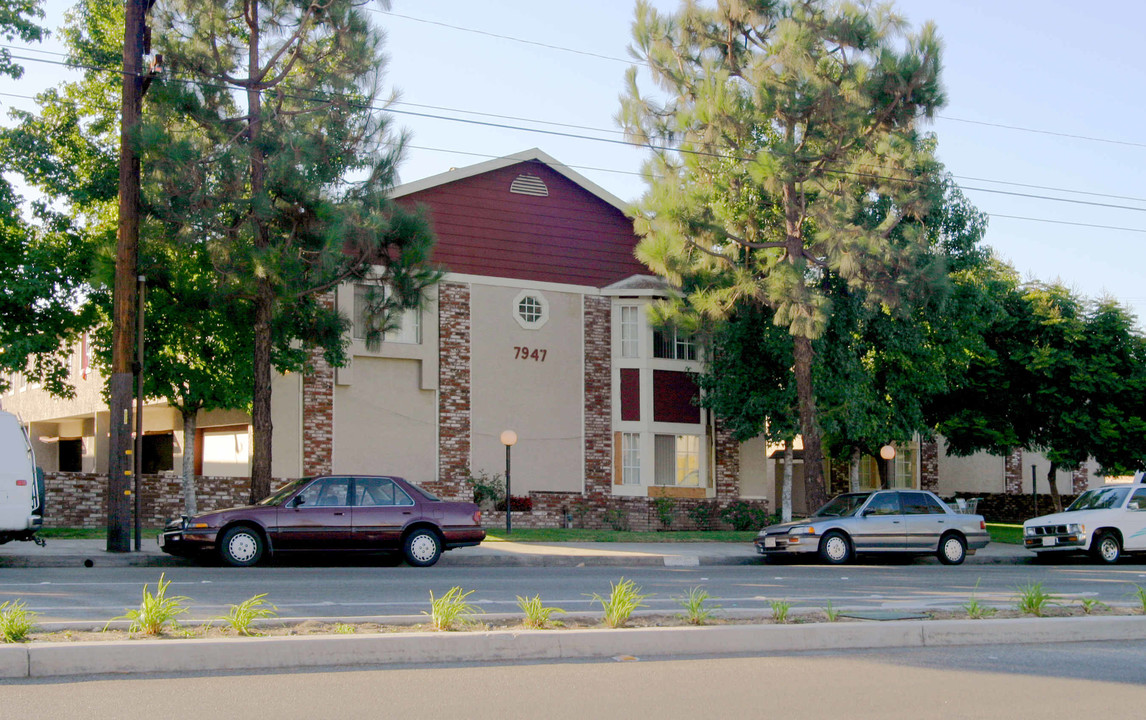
[{"x1": 513, "y1": 291, "x2": 549, "y2": 329}]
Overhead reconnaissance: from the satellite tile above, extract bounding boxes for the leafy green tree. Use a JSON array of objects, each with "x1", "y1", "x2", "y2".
[
  {"x1": 0, "y1": 0, "x2": 101, "y2": 397},
  {"x1": 145, "y1": 0, "x2": 440, "y2": 500},
  {"x1": 620, "y1": 0, "x2": 946, "y2": 509}
]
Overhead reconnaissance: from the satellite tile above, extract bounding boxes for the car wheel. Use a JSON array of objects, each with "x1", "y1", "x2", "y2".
[
  {"x1": 220, "y1": 526, "x2": 263, "y2": 567},
  {"x1": 818, "y1": 531, "x2": 852, "y2": 565},
  {"x1": 937, "y1": 533, "x2": 967, "y2": 565},
  {"x1": 1091, "y1": 532, "x2": 1121, "y2": 564},
  {"x1": 403, "y1": 528, "x2": 443, "y2": 567}
]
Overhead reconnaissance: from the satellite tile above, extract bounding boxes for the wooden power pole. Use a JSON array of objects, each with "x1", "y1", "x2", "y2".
[{"x1": 108, "y1": 0, "x2": 150, "y2": 552}]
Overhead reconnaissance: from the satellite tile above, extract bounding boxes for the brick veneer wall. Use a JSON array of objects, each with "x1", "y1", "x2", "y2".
[
  {"x1": 493, "y1": 491, "x2": 771, "y2": 531},
  {"x1": 1072, "y1": 464, "x2": 1089, "y2": 494},
  {"x1": 436, "y1": 282, "x2": 472, "y2": 500},
  {"x1": 41, "y1": 472, "x2": 257, "y2": 528},
  {"x1": 920, "y1": 438, "x2": 939, "y2": 492},
  {"x1": 951, "y1": 491, "x2": 1078, "y2": 524},
  {"x1": 582, "y1": 295, "x2": 612, "y2": 505},
  {"x1": 301, "y1": 291, "x2": 336, "y2": 477},
  {"x1": 1004, "y1": 448, "x2": 1024, "y2": 494},
  {"x1": 713, "y1": 422, "x2": 740, "y2": 503}
]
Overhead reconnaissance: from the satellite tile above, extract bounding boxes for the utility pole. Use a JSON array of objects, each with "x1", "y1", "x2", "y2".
[{"x1": 109, "y1": 0, "x2": 151, "y2": 552}]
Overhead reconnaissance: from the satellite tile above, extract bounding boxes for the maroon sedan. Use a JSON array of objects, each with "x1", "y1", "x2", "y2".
[{"x1": 159, "y1": 475, "x2": 485, "y2": 567}]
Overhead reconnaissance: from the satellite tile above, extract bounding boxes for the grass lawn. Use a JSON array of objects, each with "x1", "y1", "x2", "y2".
[
  {"x1": 482, "y1": 529, "x2": 756, "y2": 543},
  {"x1": 38, "y1": 527, "x2": 165, "y2": 540},
  {"x1": 986, "y1": 523, "x2": 1023, "y2": 544}
]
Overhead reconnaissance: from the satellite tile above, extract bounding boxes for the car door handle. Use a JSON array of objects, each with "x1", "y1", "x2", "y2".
[
  {"x1": 333, "y1": 512, "x2": 345, "y2": 516},
  {"x1": 403, "y1": 511, "x2": 413, "y2": 515}
]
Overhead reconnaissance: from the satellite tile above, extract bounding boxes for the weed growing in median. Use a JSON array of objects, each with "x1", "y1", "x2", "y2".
[
  {"x1": 517, "y1": 595, "x2": 565, "y2": 629},
  {"x1": 0, "y1": 600, "x2": 38, "y2": 643},
  {"x1": 1013, "y1": 581, "x2": 1056, "y2": 617},
  {"x1": 962, "y1": 578, "x2": 997, "y2": 620},
  {"x1": 1078, "y1": 597, "x2": 1108, "y2": 615},
  {"x1": 425, "y1": 587, "x2": 481, "y2": 631},
  {"x1": 333, "y1": 623, "x2": 356, "y2": 634},
  {"x1": 218, "y1": 594, "x2": 278, "y2": 636},
  {"x1": 823, "y1": 599, "x2": 840, "y2": 622},
  {"x1": 676, "y1": 587, "x2": 720, "y2": 626},
  {"x1": 769, "y1": 599, "x2": 791, "y2": 624},
  {"x1": 1129, "y1": 585, "x2": 1146, "y2": 614},
  {"x1": 106, "y1": 573, "x2": 190, "y2": 635},
  {"x1": 590, "y1": 577, "x2": 651, "y2": 628}
]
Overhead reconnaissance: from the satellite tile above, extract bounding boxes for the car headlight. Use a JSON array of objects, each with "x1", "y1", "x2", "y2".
[
  {"x1": 1068, "y1": 523, "x2": 1084, "y2": 534},
  {"x1": 788, "y1": 526, "x2": 816, "y2": 535},
  {"x1": 1024, "y1": 526, "x2": 1035, "y2": 536}
]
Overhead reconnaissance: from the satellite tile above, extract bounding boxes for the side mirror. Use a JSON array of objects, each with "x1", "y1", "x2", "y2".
[
  {"x1": 290, "y1": 495, "x2": 305, "y2": 508},
  {"x1": 1130, "y1": 502, "x2": 1142, "y2": 511}
]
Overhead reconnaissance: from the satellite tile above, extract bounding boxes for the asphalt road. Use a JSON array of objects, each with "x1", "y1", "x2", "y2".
[
  {"x1": 6, "y1": 559, "x2": 1146, "y2": 624},
  {"x1": 3, "y1": 641, "x2": 1145, "y2": 719}
]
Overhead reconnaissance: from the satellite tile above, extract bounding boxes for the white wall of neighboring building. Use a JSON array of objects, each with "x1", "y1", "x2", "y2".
[{"x1": 469, "y1": 282, "x2": 585, "y2": 495}]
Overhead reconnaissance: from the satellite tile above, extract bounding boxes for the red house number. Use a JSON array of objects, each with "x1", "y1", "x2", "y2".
[{"x1": 514, "y1": 346, "x2": 547, "y2": 362}]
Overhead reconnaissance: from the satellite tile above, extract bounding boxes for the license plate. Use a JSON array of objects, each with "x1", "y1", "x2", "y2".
[
  {"x1": 764, "y1": 537, "x2": 777, "y2": 548},
  {"x1": 1041, "y1": 537, "x2": 1055, "y2": 547}
]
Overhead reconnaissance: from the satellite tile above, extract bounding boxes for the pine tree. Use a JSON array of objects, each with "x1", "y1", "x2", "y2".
[
  {"x1": 146, "y1": 0, "x2": 439, "y2": 500},
  {"x1": 620, "y1": 0, "x2": 946, "y2": 508}
]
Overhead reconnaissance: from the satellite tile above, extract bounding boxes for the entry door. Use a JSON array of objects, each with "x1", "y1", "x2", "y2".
[
  {"x1": 274, "y1": 477, "x2": 353, "y2": 550},
  {"x1": 1123, "y1": 488, "x2": 1146, "y2": 551},
  {"x1": 853, "y1": 491, "x2": 906, "y2": 552},
  {"x1": 351, "y1": 477, "x2": 417, "y2": 549}
]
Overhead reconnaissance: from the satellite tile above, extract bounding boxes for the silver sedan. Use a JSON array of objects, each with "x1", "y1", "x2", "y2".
[{"x1": 754, "y1": 489, "x2": 990, "y2": 565}]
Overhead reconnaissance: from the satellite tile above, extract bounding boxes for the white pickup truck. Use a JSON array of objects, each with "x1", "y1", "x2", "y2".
[
  {"x1": 1023, "y1": 473, "x2": 1146, "y2": 563},
  {"x1": 0, "y1": 410, "x2": 45, "y2": 546}
]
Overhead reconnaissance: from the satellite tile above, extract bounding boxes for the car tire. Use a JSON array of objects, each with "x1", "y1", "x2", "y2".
[
  {"x1": 937, "y1": 533, "x2": 967, "y2": 565},
  {"x1": 1091, "y1": 532, "x2": 1121, "y2": 564},
  {"x1": 818, "y1": 531, "x2": 852, "y2": 565},
  {"x1": 403, "y1": 528, "x2": 443, "y2": 567},
  {"x1": 219, "y1": 526, "x2": 264, "y2": 567}
]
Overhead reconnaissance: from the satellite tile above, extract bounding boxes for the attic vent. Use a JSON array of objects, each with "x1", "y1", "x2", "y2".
[{"x1": 509, "y1": 174, "x2": 549, "y2": 197}]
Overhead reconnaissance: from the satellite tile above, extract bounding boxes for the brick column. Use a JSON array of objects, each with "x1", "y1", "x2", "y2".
[
  {"x1": 583, "y1": 295, "x2": 612, "y2": 506},
  {"x1": 919, "y1": 438, "x2": 939, "y2": 492},
  {"x1": 1004, "y1": 448, "x2": 1024, "y2": 494},
  {"x1": 437, "y1": 282, "x2": 471, "y2": 499},
  {"x1": 302, "y1": 293, "x2": 335, "y2": 477},
  {"x1": 713, "y1": 420, "x2": 740, "y2": 503},
  {"x1": 1071, "y1": 463, "x2": 1090, "y2": 494}
]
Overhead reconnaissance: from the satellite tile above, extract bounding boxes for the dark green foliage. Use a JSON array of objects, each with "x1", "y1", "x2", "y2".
[
  {"x1": 720, "y1": 501, "x2": 769, "y2": 532},
  {"x1": 686, "y1": 501, "x2": 718, "y2": 530},
  {"x1": 653, "y1": 496, "x2": 676, "y2": 529}
]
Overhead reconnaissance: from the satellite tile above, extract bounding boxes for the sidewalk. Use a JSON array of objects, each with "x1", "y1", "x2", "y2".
[{"x1": 0, "y1": 536, "x2": 1031, "y2": 568}]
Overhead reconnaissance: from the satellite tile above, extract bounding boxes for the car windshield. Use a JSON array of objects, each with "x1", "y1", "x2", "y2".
[
  {"x1": 1066, "y1": 487, "x2": 1130, "y2": 511},
  {"x1": 257, "y1": 478, "x2": 312, "y2": 506},
  {"x1": 813, "y1": 493, "x2": 872, "y2": 518}
]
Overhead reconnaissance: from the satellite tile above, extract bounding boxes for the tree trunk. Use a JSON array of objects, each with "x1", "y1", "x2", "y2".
[
  {"x1": 849, "y1": 447, "x2": 861, "y2": 492},
  {"x1": 793, "y1": 334, "x2": 829, "y2": 511},
  {"x1": 1047, "y1": 466, "x2": 1062, "y2": 513},
  {"x1": 781, "y1": 442, "x2": 793, "y2": 523},
  {"x1": 246, "y1": 0, "x2": 273, "y2": 504},
  {"x1": 180, "y1": 407, "x2": 198, "y2": 515}
]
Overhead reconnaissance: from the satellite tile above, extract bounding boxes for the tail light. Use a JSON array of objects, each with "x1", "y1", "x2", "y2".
[
  {"x1": 473, "y1": 510, "x2": 482, "y2": 524},
  {"x1": 980, "y1": 520, "x2": 986, "y2": 530},
  {"x1": 16, "y1": 479, "x2": 27, "y2": 486}
]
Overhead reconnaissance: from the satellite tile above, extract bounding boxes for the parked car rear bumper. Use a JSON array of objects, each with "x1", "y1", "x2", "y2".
[{"x1": 443, "y1": 527, "x2": 486, "y2": 549}]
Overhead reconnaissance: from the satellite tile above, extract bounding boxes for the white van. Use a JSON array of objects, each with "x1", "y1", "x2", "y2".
[{"x1": 0, "y1": 410, "x2": 45, "y2": 545}]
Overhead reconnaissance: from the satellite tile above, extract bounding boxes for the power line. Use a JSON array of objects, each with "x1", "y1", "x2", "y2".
[{"x1": 2, "y1": 52, "x2": 1144, "y2": 231}]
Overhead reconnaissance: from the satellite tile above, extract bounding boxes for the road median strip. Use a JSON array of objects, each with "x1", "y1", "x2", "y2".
[{"x1": 3, "y1": 615, "x2": 1145, "y2": 679}]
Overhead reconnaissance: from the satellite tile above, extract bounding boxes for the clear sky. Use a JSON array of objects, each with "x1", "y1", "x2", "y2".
[{"x1": 3, "y1": 0, "x2": 1143, "y2": 327}]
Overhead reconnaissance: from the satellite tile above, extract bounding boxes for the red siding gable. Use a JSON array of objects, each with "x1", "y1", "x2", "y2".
[{"x1": 396, "y1": 161, "x2": 647, "y2": 288}]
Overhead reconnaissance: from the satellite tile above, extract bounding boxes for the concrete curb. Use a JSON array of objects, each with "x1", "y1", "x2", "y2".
[{"x1": 2, "y1": 615, "x2": 1143, "y2": 679}]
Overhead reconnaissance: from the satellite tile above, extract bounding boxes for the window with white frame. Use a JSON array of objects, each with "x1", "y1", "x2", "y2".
[
  {"x1": 353, "y1": 284, "x2": 421, "y2": 345},
  {"x1": 653, "y1": 328, "x2": 697, "y2": 361},
  {"x1": 513, "y1": 290, "x2": 549, "y2": 329},
  {"x1": 622, "y1": 432, "x2": 641, "y2": 485},
  {"x1": 620, "y1": 306, "x2": 639, "y2": 358},
  {"x1": 654, "y1": 434, "x2": 701, "y2": 486}
]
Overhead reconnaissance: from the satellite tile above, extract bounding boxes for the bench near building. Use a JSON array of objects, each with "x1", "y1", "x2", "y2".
[{"x1": 0, "y1": 149, "x2": 1097, "y2": 530}]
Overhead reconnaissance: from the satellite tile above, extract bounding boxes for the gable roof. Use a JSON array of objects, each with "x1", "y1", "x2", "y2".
[{"x1": 391, "y1": 148, "x2": 629, "y2": 214}]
